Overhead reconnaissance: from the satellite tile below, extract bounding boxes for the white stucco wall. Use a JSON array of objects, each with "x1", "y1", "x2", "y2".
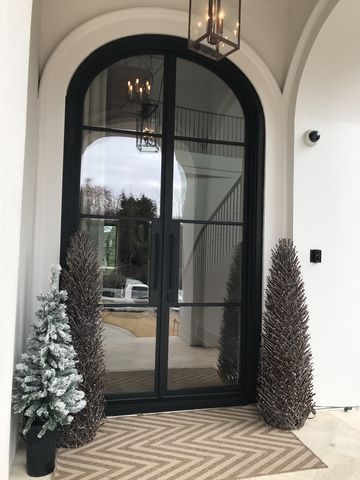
[
  {"x1": 9, "y1": 0, "x2": 41, "y2": 465},
  {"x1": 0, "y1": 0, "x2": 36, "y2": 477},
  {"x1": 294, "y1": 0, "x2": 360, "y2": 406}
]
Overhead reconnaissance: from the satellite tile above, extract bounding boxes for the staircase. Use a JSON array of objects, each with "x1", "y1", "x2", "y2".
[{"x1": 190, "y1": 176, "x2": 243, "y2": 280}]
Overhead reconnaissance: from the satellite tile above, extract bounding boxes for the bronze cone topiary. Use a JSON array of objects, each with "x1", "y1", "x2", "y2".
[
  {"x1": 58, "y1": 231, "x2": 106, "y2": 447},
  {"x1": 257, "y1": 239, "x2": 315, "y2": 430},
  {"x1": 217, "y1": 243, "x2": 242, "y2": 384}
]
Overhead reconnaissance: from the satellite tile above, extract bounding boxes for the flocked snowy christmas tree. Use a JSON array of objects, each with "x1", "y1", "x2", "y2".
[
  {"x1": 12, "y1": 265, "x2": 86, "y2": 438},
  {"x1": 257, "y1": 239, "x2": 315, "y2": 430}
]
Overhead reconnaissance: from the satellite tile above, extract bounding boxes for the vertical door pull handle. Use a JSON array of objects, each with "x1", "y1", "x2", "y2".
[
  {"x1": 168, "y1": 233, "x2": 174, "y2": 290},
  {"x1": 153, "y1": 232, "x2": 160, "y2": 290}
]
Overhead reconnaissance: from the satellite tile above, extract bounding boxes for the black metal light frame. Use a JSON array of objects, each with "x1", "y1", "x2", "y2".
[
  {"x1": 188, "y1": 0, "x2": 242, "y2": 61},
  {"x1": 136, "y1": 101, "x2": 160, "y2": 152}
]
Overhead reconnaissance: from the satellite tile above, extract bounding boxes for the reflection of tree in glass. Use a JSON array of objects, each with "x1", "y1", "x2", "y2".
[
  {"x1": 80, "y1": 178, "x2": 120, "y2": 215},
  {"x1": 80, "y1": 178, "x2": 157, "y2": 289},
  {"x1": 115, "y1": 193, "x2": 157, "y2": 287},
  {"x1": 117, "y1": 192, "x2": 157, "y2": 219},
  {"x1": 217, "y1": 243, "x2": 242, "y2": 384},
  {"x1": 103, "y1": 226, "x2": 116, "y2": 268}
]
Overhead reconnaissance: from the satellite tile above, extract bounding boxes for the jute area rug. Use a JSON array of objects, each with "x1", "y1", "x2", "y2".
[{"x1": 53, "y1": 405, "x2": 326, "y2": 480}]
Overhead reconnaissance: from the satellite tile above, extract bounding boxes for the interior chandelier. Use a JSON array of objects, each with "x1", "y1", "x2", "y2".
[
  {"x1": 125, "y1": 57, "x2": 162, "y2": 152},
  {"x1": 127, "y1": 78, "x2": 151, "y2": 101},
  {"x1": 188, "y1": 0, "x2": 241, "y2": 61}
]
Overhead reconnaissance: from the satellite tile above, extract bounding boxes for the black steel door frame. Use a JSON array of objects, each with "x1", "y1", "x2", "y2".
[{"x1": 60, "y1": 35, "x2": 265, "y2": 416}]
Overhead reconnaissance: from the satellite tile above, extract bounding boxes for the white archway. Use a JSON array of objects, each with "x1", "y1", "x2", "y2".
[
  {"x1": 283, "y1": 0, "x2": 341, "y2": 236},
  {"x1": 33, "y1": 7, "x2": 284, "y2": 303}
]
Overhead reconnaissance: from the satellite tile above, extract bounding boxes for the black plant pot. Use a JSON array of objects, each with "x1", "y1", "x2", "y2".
[{"x1": 26, "y1": 420, "x2": 58, "y2": 477}]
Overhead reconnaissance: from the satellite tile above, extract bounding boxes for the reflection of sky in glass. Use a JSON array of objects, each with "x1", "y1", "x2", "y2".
[{"x1": 81, "y1": 136, "x2": 185, "y2": 216}]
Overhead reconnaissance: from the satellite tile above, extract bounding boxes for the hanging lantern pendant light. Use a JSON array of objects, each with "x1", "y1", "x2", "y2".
[
  {"x1": 207, "y1": 0, "x2": 224, "y2": 45},
  {"x1": 188, "y1": 0, "x2": 241, "y2": 61}
]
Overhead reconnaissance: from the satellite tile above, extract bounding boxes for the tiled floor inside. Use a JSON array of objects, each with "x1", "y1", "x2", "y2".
[{"x1": 10, "y1": 407, "x2": 360, "y2": 480}]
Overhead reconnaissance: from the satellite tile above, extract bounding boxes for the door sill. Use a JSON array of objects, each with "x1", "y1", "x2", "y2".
[{"x1": 105, "y1": 391, "x2": 256, "y2": 416}]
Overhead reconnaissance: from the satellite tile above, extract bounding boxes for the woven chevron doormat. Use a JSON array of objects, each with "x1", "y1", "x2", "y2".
[{"x1": 53, "y1": 405, "x2": 326, "y2": 480}]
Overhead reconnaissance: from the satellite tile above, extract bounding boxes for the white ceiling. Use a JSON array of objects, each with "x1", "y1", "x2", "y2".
[{"x1": 40, "y1": 0, "x2": 318, "y2": 88}]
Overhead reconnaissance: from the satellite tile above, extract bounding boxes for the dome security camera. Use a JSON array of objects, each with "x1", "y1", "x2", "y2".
[{"x1": 304, "y1": 129, "x2": 321, "y2": 146}]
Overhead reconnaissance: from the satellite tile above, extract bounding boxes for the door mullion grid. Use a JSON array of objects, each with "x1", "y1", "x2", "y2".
[{"x1": 157, "y1": 52, "x2": 177, "y2": 397}]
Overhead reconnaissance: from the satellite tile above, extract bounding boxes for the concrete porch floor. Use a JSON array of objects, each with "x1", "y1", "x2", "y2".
[{"x1": 10, "y1": 407, "x2": 360, "y2": 480}]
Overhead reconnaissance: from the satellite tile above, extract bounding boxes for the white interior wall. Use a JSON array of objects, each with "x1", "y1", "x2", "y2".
[
  {"x1": 294, "y1": 0, "x2": 360, "y2": 406},
  {"x1": 0, "y1": 0, "x2": 38, "y2": 477}
]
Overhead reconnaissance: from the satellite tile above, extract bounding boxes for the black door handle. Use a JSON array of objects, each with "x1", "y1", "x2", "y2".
[
  {"x1": 167, "y1": 222, "x2": 180, "y2": 304},
  {"x1": 153, "y1": 232, "x2": 160, "y2": 290},
  {"x1": 168, "y1": 233, "x2": 174, "y2": 290},
  {"x1": 149, "y1": 219, "x2": 161, "y2": 305}
]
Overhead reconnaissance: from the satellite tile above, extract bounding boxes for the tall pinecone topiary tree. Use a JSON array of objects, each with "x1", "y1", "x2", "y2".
[
  {"x1": 58, "y1": 231, "x2": 106, "y2": 447},
  {"x1": 258, "y1": 239, "x2": 315, "y2": 430},
  {"x1": 217, "y1": 243, "x2": 242, "y2": 383}
]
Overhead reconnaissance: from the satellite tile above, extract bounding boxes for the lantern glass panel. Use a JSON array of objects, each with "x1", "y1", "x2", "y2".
[{"x1": 188, "y1": 0, "x2": 241, "y2": 61}]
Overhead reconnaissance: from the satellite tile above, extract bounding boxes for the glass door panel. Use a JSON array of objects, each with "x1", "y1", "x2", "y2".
[
  {"x1": 76, "y1": 51, "x2": 248, "y2": 404},
  {"x1": 79, "y1": 54, "x2": 166, "y2": 399},
  {"x1": 83, "y1": 55, "x2": 164, "y2": 132},
  {"x1": 175, "y1": 59, "x2": 244, "y2": 142},
  {"x1": 79, "y1": 217, "x2": 154, "y2": 304},
  {"x1": 80, "y1": 132, "x2": 162, "y2": 217},
  {"x1": 164, "y1": 58, "x2": 245, "y2": 395},
  {"x1": 165, "y1": 219, "x2": 243, "y2": 392},
  {"x1": 104, "y1": 306, "x2": 158, "y2": 394},
  {"x1": 179, "y1": 223, "x2": 243, "y2": 304},
  {"x1": 173, "y1": 141, "x2": 244, "y2": 222},
  {"x1": 167, "y1": 306, "x2": 241, "y2": 390},
  {"x1": 79, "y1": 216, "x2": 161, "y2": 396}
]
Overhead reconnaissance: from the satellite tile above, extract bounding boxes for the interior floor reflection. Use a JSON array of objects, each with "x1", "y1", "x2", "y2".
[{"x1": 102, "y1": 311, "x2": 222, "y2": 393}]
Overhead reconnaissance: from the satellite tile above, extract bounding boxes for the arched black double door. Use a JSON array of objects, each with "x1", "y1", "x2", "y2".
[{"x1": 61, "y1": 36, "x2": 264, "y2": 415}]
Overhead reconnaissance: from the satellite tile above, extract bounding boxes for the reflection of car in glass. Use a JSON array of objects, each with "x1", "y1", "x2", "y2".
[
  {"x1": 102, "y1": 279, "x2": 149, "y2": 307},
  {"x1": 171, "y1": 290, "x2": 183, "y2": 312},
  {"x1": 126, "y1": 284, "x2": 148, "y2": 302}
]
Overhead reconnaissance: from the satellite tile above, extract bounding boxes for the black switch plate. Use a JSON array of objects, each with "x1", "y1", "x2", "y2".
[{"x1": 310, "y1": 249, "x2": 322, "y2": 263}]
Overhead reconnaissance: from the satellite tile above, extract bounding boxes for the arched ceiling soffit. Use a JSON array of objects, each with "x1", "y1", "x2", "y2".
[
  {"x1": 40, "y1": 0, "x2": 318, "y2": 89},
  {"x1": 284, "y1": 0, "x2": 340, "y2": 108}
]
